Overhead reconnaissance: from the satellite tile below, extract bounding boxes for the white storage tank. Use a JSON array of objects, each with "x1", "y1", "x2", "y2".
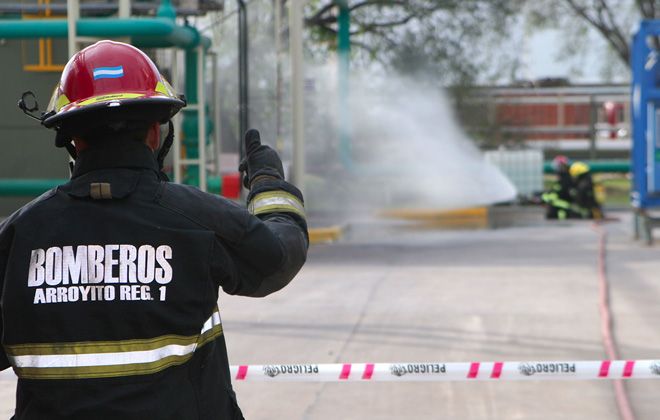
[{"x1": 484, "y1": 150, "x2": 544, "y2": 197}]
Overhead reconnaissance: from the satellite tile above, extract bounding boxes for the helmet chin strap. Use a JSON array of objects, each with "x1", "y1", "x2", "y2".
[
  {"x1": 64, "y1": 141, "x2": 77, "y2": 161},
  {"x1": 54, "y1": 131, "x2": 78, "y2": 177},
  {"x1": 156, "y1": 120, "x2": 175, "y2": 181},
  {"x1": 66, "y1": 142, "x2": 77, "y2": 177}
]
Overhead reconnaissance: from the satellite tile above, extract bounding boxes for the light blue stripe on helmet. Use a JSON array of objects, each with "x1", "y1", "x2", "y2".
[{"x1": 93, "y1": 66, "x2": 124, "y2": 80}]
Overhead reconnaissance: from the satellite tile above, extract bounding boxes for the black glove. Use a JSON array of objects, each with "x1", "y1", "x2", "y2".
[{"x1": 238, "y1": 129, "x2": 285, "y2": 189}]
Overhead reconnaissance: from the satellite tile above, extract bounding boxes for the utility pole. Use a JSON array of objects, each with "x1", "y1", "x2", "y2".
[
  {"x1": 289, "y1": 0, "x2": 304, "y2": 191},
  {"x1": 589, "y1": 96, "x2": 598, "y2": 160},
  {"x1": 118, "y1": 0, "x2": 130, "y2": 18},
  {"x1": 274, "y1": 0, "x2": 284, "y2": 154},
  {"x1": 66, "y1": 0, "x2": 78, "y2": 57}
]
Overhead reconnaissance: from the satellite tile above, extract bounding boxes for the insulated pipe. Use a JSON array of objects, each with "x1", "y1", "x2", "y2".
[
  {"x1": 0, "y1": 177, "x2": 223, "y2": 196},
  {"x1": 183, "y1": 48, "x2": 200, "y2": 186},
  {"x1": 237, "y1": 0, "x2": 249, "y2": 161},
  {"x1": 132, "y1": 25, "x2": 209, "y2": 50},
  {"x1": 543, "y1": 160, "x2": 630, "y2": 174},
  {"x1": 0, "y1": 3, "x2": 206, "y2": 16},
  {"x1": 180, "y1": 46, "x2": 212, "y2": 188},
  {"x1": 156, "y1": 0, "x2": 176, "y2": 19},
  {"x1": 0, "y1": 179, "x2": 66, "y2": 196},
  {"x1": 0, "y1": 18, "x2": 208, "y2": 49}
]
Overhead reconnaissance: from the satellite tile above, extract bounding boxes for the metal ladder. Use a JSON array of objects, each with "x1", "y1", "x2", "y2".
[{"x1": 170, "y1": 46, "x2": 210, "y2": 192}]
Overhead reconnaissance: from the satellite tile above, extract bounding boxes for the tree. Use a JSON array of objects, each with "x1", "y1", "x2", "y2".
[
  {"x1": 527, "y1": 0, "x2": 659, "y2": 68},
  {"x1": 566, "y1": 0, "x2": 660, "y2": 65},
  {"x1": 304, "y1": 1, "x2": 445, "y2": 55},
  {"x1": 299, "y1": 0, "x2": 522, "y2": 84}
]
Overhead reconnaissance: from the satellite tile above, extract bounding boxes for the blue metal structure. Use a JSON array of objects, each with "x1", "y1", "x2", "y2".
[
  {"x1": 631, "y1": 20, "x2": 660, "y2": 243},
  {"x1": 631, "y1": 20, "x2": 660, "y2": 209}
]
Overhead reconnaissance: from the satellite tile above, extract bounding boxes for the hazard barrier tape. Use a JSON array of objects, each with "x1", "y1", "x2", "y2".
[{"x1": 231, "y1": 360, "x2": 660, "y2": 382}]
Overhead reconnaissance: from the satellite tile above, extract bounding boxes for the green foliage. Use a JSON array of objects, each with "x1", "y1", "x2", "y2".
[
  {"x1": 276, "y1": 0, "x2": 659, "y2": 84},
  {"x1": 523, "y1": 0, "x2": 649, "y2": 70},
  {"x1": 302, "y1": 0, "x2": 523, "y2": 84}
]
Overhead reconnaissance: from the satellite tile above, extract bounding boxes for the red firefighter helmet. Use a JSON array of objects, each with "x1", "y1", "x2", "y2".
[
  {"x1": 43, "y1": 40, "x2": 185, "y2": 147},
  {"x1": 551, "y1": 155, "x2": 570, "y2": 172}
]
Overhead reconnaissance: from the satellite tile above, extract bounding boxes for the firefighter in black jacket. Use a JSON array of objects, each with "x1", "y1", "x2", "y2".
[
  {"x1": 542, "y1": 155, "x2": 575, "y2": 220},
  {"x1": 569, "y1": 161, "x2": 603, "y2": 219},
  {"x1": 1, "y1": 40, "x2": 308, "y2": 419}
]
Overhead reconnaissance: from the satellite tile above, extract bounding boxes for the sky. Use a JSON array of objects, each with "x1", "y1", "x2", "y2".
[{"x1": 518, "y1": 23, "x2": 632, "y2": 84}]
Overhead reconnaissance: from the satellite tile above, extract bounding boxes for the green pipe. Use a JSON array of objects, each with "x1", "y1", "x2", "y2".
[
  {"x1": 156, "y1": 0, "x2": 177, "y2": 20},
  {"x1": 336, "y1": 0, "x2": 351, "y2": 169},
  {"x1": 0, "y1": 179, "x2": 66, "y2": 197},
  {"x1": 133, "y1": 28, "x2": 210, "y2": 50},
  {"x1": 0, "y1": 18, "x2": 174, "y2": 37},
  {"x1": 180, "y1": 48, "x2": 212, "y2": 186},
  {"x1": 543, "y1": 160, "x2": 630, "y2": 174},
  {"x1": 0, "y1": 177, "x2": 223, "y2": 197},
  {"x1": 182, "y1": 48, "x2": 199, "y2": 186},
  {"x1": 207, "y1": 177, "x2": 222, "y2": 194},
  {"x1": 0, "y1": 18, "x2": 207, "y2": 49}
]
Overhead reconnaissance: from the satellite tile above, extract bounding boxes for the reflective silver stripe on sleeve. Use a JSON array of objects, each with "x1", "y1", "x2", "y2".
[{"x1": 248, "y1": 191, "x2": 305, "y2": 218}]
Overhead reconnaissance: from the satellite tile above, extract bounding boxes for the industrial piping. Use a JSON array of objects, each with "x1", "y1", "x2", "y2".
[
  {"x1": 0, "y1": 1, "x2": 214, "y2": 193},
  {"x1": 543, "y1": 160, "x2": 629, "y2": 174},
  {"x1": 0, "y1": 18, "x2": 209, "y2": 49},
  {"x1": 0, "y1": 3, "x2": 208, "y2": 17},
  {"x1": 0, "y1": 177, "x2": 225, "y2": 197}
]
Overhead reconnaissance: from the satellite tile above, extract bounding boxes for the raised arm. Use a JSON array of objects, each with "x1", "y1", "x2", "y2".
[{"x1": 214, "y1": 130, "x2": 308, "y2": 297}]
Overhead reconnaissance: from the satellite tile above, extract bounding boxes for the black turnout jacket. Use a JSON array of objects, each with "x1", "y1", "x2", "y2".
[{"x1": 0, "y1": 142, "x2": 308, "y2": 419}]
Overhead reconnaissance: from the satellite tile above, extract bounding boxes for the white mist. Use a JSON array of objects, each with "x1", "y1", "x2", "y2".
[{"x1": 303, "y1": 67, "x2": 517, "y2": 214}]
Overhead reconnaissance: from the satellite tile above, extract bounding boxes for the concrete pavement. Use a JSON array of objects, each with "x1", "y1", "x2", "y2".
[{"x1": 1, "y1": 211, "x2": 659, "y2": 419}]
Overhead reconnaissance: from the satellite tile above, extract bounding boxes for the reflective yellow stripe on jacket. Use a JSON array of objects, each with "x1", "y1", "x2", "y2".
[
  {"x1": 248, "y1": 191, "x2": 305, "y2": 218},
  {"x1": 5, "y1": 309, "x2": 222, "y2": 380}
]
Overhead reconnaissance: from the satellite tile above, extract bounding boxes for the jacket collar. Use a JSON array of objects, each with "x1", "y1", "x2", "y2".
[{"x1": 72, "y1": 142, "x2": 159, "y2": 178}]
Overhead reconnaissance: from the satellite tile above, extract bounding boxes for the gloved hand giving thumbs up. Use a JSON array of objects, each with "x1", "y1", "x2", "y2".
[
  {"x1": 238, "y1": 129, "x2": 307, "y2": 239},
  {"x1": 238, "y1": 129, "x2": 285, "y2": 189}
]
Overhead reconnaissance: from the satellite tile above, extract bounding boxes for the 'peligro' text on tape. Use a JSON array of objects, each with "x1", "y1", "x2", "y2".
[{"x1": 231, "y1": 360, "x2": 660, "y2": 382}]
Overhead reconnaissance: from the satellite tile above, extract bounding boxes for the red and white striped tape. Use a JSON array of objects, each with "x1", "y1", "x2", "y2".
[{"x1": 231, "y1": 360, "x2": 660, "y2": 382}]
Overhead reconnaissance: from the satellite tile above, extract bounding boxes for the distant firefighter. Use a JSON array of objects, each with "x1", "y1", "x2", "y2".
[
  {"x1": 542, "y1": 155, "x2": 577, "y2": 220},
  {"x1": 569, "y1": 161, "x2": 603, "y2": 220}
]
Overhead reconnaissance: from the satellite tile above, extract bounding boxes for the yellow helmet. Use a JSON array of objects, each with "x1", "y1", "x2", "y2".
[{"x1": 569, "y1": 161, "x2": 590, "y2": 178}]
